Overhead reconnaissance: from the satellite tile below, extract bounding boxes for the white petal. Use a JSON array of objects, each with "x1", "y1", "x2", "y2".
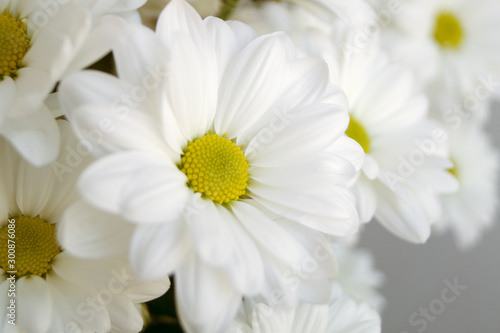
[
  {"x1": 130, "y1": 221, "x2": 192, "y2": 280},
  {"x1": 351, "y1": 177, "x2": 377, "y2": 223},
  {"x1": 157, "y1": 0, "x2": 214, "y2": 57},
  {"x1": 246, "y1": 104, "x2": 348, "y2": 168},
  {"x1": 0, "y1": 77, "x2": 16, "y2": 125},
  {"x1": 107, "y1": 294, "x2": 144, "y2": 333},
  {"x1": 232, "y1": 201, "x2": 311, "y2": 267},
  {"x1": 17, "y1": 276, "x2": 53, "y2": 333},
  {"x1": 163, "y1": 32, "x2": 217, "y2": 139},
  {"x1": 0, "y1": 105, "x2": 60, "y2": 166},
  {"x1": 374, "y1": 183, "x2": 430, "y2": 243},
  {"x1": 64, "y1": 15, "x2": 131, "y2": 75},
  {"x1": 112, "y1": 21, "x2": 163, "y2": 86},
  {"x1": 214, "y1": 205, "x2": 265, "y2": 294},
  {"x1": 250, "y1": 183, "x2": 359, "y2": 236},
  {"x1": 77, "y1": 151, "x2": 169, "y2": 215},
  {"x1": 203, "y1": 17, "x2": 256, "y2": 81},
  {"x1": 58, "y1": 200, "x2": 134, "y2": 258},
  {"x1": 70, "y1": 103, "x2": 169, "y2": 155},
  {"x1": 40, "y1": 120, "x2": 91, "y2": 220},
  {"x1": 59, "y1": 70, "x2": 133, "y2": 115},
  {"x1": 52, "y1": 253, "x2": 131, "y2": 289},
  {"x1": 123, "y1": 276, "x2": 171, "y2": 303},
  {"x1": 10, "y1": 67, "x2": 52, "y2": 115},
  {"x1": 26, "y1": 4, "x2": 92, "y2": 81},
  {"x1": 119, "y1": 163, "x2": 190, "y2": 224},
  {"x1": 46, "y1": 273, "x2": 111, "y2": 332},
  {"x1": 214, "y1": 33, "x2": 289, "y2": 139},
  {"x1": 16, "y1": 155, "x2": 56, "y2": 217},
  {"x1": 176, "y1": 254, "x2": 241, "y2": 333},
  {"x1": 186, "y1": 199, "x2": 234, "y2": 265}
]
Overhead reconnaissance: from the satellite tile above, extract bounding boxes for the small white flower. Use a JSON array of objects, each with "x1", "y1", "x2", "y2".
[
  {"x1": 0, "y1": 120, "x2": 169, "y2": 333},
  {"x1": 373, "y1": 0, "x2": 500, "y2": 121},
  {"x1": 0, "y1": 0, "x2": 145, "y2": 166},
  {"x1": 435, "y1": 122, "x2": 499, "y2": 250},
  {"x1": 58, "y1": 0, "x2": 363, "y2": 331},
  {"x1": 226, "y1": 284, "x2": 381, "y2": 333}
]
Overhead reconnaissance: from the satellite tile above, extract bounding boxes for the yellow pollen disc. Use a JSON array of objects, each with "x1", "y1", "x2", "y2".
[
  {"x1": 345, "y1": 116, "x2": 371, "y2": 153},
  {"x1": 0, "y1": 216, "x2": 61, "y2": 278},
  {"x1": 0, "y1": 9, "x2": 30, "y2": 81},
  {"x1": 433, "y1": 12, "x2": 463, "y2": 49},
  {"x1": 180, "y1": 133, "x2": 250, "y2": 205}
]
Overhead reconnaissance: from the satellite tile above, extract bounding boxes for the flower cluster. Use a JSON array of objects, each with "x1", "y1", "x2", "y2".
[{"x1": 0, "y1": 0, "x2": 498, "y2": 332}]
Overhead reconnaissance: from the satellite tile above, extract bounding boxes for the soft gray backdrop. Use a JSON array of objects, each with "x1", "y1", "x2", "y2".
[{"x1": 360, "y1": 103, "x2": 500, "y2": 333}]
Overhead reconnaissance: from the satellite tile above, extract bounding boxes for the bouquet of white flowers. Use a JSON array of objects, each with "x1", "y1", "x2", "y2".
[{"x1": 0, "y1": 0, "x2": 498, "y2": 332}]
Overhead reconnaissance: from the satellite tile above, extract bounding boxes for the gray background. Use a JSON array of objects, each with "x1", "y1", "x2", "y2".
[{"x1": 360, "y1": 103, "x2": 500, "y2": 332}]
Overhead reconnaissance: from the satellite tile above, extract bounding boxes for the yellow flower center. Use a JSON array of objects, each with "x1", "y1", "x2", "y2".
[
  {"x1": 180, "y1": 133, "x2": 250, "y2": 205},
  {"x1": 433, "y1": 12, "x2": 463, "y2": 49},
  {"x1": 0, "y1": 9, "x2": 30, "y2": 81},
  {"x1": 345, "y1": 116, "x2": 370, "y2": 153},
  {"x1": 0, "y1": 216, "x2": 61, "y2": 278}
]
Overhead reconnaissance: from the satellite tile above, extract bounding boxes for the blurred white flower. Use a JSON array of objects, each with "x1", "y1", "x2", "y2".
[
  {"x1": 0, "y1": 0, "x2": 145, "y2": 166},
  {"x1": 326, "y1": 42, "x2": 460, "y2": 243},
  {"x1": 373, "y1": 0, "x2": 500, "y2": 121},
  {"x1": 0, "y1": 120, "x2": 169, "y2": 333},
  {"x1": 333, "y1": 246, "x2": 385, "y2": 311},
  {"x1": 226, "y1": 284, "x2": 381, "y2": 333},
  {"x1": 232, "y1": 0, "x2": 376, "y2": 46},
  {"x1": 435, "y1": 122, "x2": 499, "y2": 250},
  {"x1": 58, "y1": 0, "x2": 364, "y2": 331}
]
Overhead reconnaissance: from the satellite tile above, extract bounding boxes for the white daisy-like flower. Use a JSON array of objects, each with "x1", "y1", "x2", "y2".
[
  {"x1": 373, "y1": 0, "x2": 500, "y2": 120},
  {"x1": 58, "y1": 0, "x2": 363, "y2": 331},
  {"x1": 234, "y1": 0, "x2": 459, "y2": 242},
  {"x1": 0, "y1": 120, "x2": 170, "y2": 333},
  {"x1": 332, "y1": 246, "x2": 385, "y2": 311},
  {"x1": 434, "y1": 122, "x2": 499, "y2": 250},
  {"x1": 328, "y1": 43, "x2": 459, "y2": 242},
  {"x1": 0, "y1": 0, "x2": 145, "y2": 166},
  {"x1": 226, "y1": 284, "x2": 381, "y2": 333}
]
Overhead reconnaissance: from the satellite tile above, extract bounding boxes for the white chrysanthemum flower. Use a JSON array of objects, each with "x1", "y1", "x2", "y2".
[
  {"x1": 226, "y1": 284, "x2": 381, "y2": 333},
  {"x1": 0, "y1": 0, "x2": 145, "y2": 166},
  {"x1": 434, "y1": 122, "x2": 499, "y2": 250},
  {"x1": 373, "y1": 0, "x2": 500, "y2": 120},
  {"x1": 326, "y1": 43, "x2": 459, "y2": 243},
  {"x1": 333, "y1": 246, "x2": 384, "y2": 311},
  {"x1": 234, "y1": 0, "x2": 459, "y2": 242},
  {"x1": 58, "y1": 0, "x2": 363, "y2": 331},
  {"x1": 0, "y1": 120, "x2": 169, "y2": 333}
]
